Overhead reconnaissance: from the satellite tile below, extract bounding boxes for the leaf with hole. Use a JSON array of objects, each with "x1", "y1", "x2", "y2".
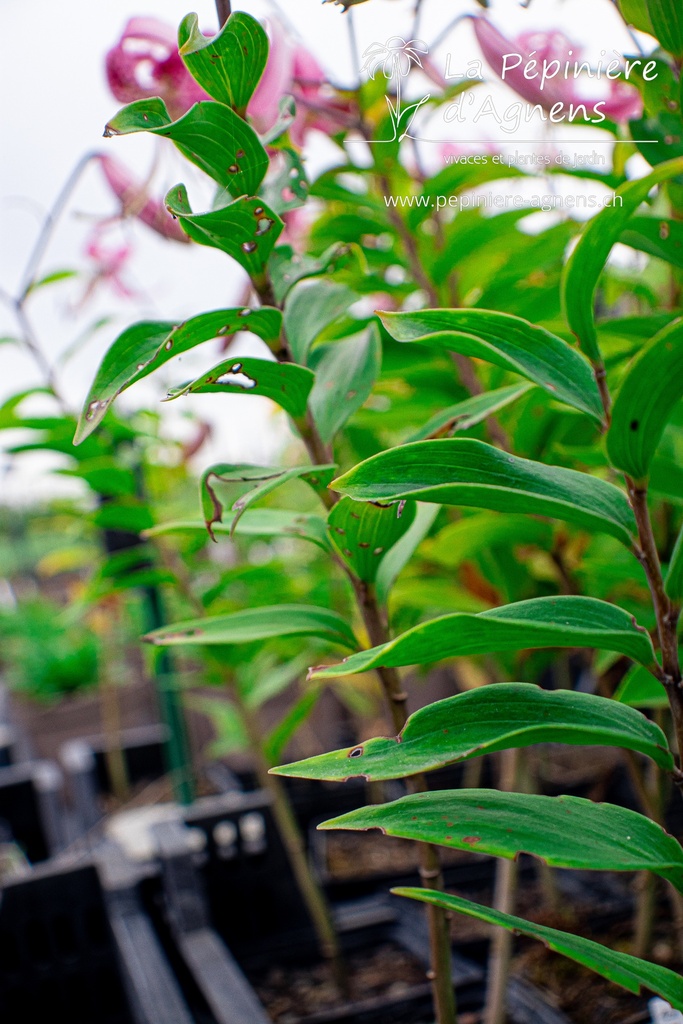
[
  {"x1": 332, "y1": 439, "x2": 636, "y2": 546},
  {"x1": 104, "y1": 99, "x2": 268, "y2": 198},
  {"x1": 272, "y1": 682, "x2": 673, "y2": 781},
  {"x1": 563, "y1": 156, "x2": 683, "y2": 362},
  {"x1": 144, "y1": 604, "x2": 357, "y2": 650},
  {"x1": 379, "y1": 309, "x2": 603, "y2": 422},
  {"x1": 165, "y1": 185, "x2": 283, "y2": 276},
  {"x1": 392, "y1": 890, "x2": 683, "y2": 1010},
  {"x1": 309, "y1": 326, "x2": 382, "y2": 444},
  {"x1": 407, "y1": 384, "x2": 534, "y2": 442},
  {"x1": 74, "y1": 309, "x2": 281, "y2": 444},
  {"x1": 320, "y1": 790, "x2": 683, "y2": 892},
  {"x1": 308, "y1": 595, "x2": 656, "y2": 680},
  {"x1": 178, "y1": 12, "x2": 269, "y2": 115},
  {"x1": 200, "y1": 463, "x2": 336, "y2": 539},
  {"x1": 327, "y1": 497, "x2": 417, "y2": 584},
  {"x1": 164, "y1": 357, "x2": 314, "y2": 421},
  {"x1": 607, "y1": 318, "x2": 683, "y2": 480}
]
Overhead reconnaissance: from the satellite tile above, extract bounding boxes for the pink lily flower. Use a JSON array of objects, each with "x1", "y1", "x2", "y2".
[
  {"x1": 105, "y1": 17, "x2": 208, "y2": 119},
  {"x1": 473, "y1": 19, "x2": 642, "y2": 124},
  {"x1": 97, "y1": 155, "x2": 190, "y2": 244},
  {"x1": 83, "y1": 227, "x2": 135, "y2": 300}
]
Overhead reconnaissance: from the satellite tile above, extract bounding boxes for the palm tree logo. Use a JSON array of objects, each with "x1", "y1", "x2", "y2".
[{"x1": 361, "y1": 36, "x2": 430, "y2": 142}]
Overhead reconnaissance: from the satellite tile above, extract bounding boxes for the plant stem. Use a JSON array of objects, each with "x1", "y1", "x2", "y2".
[
  {"x1": 483, "y1": 747, "x2": 521, "y2": 1024},
  {"x1": 215, "y1": 0, "x2": 232, "y2": 27},
  {"x1": 235, "y1": 687, "x2": 348, "y2": 996},
  {"x1": 627, "y1": 479, "x2": 683, "y2": 767}
]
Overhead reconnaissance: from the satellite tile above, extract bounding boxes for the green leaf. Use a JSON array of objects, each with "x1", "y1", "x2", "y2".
[
  {"x1": 321, "y1": 790, "x2": 683, "y2": 892},
  {"x1": 327, "y1": 497, "x2": 417, "y2": 584},
  {"x1": 145, "y1": 509, "x2": 330, "y2": 551},
  {"x1": 144, "y1": 604, "x2": 357, "y2": 650},
  {"x1": 332, "y1": 439, "x2": 636, "y2": 546},
  {"x1": 614, "y1": 664, "x2": 669, "y2": 708},
  {"x1": 178, "y1": 11, "x2": 269, "y2": 115},
  {"x1": 164, "y1": 357, "x2": 314, "y2": 420},
  {"x1": 407, "y1": 384, "x2": 534, "y2": 442},
  {"x1": 379, "y1": 309, "x2": 604, "y2": 423},
  {"x1": 309, "y1": 326, "x2": 382, "y2": 444},
  {"x1": 74, "y1": 309, "x2": 281, "y2": 444},
  {"x1": 200, "y1": 463, "x2": 336, "y2": 539},
  {"x1": 423, "y1": 513, "x2": 553, "y2": 569},
  {"x1": 165, "y1": 186, "x2": 283, "y2": 276},
  {"x1": 666, "y1": 522, "x2": 683, "y2": 600},
  {"x1": 272, "y1": 682, "x2": 673, "y2": 781},
  {"x1": 646, "y1": 0, "x2": 683, "y2": 57},
  {"x1": 283, "y1": 280, "x2": 358, "y2": 365},
  {"x1": 260, "y1": 146, "x2": 310, "y2": 215},
  {"x1": 391, "y1": 890, "x2": 683, "y2": 1011},
  {"x1": 104, "y1": 99, "x2": 267, "y2": 198},
  {"x1": 607, "y1": 318, "x2": 683, "y2": 481},
  {"x1": 617, "y1": 0, "x2": 654, "y2": 33},
  {"x1": 563, "y1": 156, "x2": 683, "y2": 362},
  {"x1": 375, "y1": 503, "x2": 440, "y2": 606},
  {"x1": 308, "y1": 595, "x2": 656, "y2": 680},
  {"x1": 621, "y1": 217, "x2": 683, "y2": 270}
]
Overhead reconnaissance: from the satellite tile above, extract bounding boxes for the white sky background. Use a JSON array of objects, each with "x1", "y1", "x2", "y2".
[{"x1": 0, "y1": 0, "x2": 641, "y2": 502}]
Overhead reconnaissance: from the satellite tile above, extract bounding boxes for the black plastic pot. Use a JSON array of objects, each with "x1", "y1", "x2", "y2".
[
  {"x1": 0, "y1": 760, "x2": 65, "y2": 862},
  {"x1": 61, "y1": 725, "x2": 169, "y2": 831},
  {"x1": 0, "y1": 852, "x2": 194, "y2": 1024},
  {"x1": 140, "y1": 801, "x2": 572, "y2": 1024}
]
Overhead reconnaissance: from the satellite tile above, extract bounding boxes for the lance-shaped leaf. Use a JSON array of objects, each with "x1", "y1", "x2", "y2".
[
  {"x1": 607, "y1": 318, "x2": 683, "y2": 481},
  {"x1": 327, "y1": 497, "x2": 417, "y2": 583},
  {"x1": 309, "y1": 326, "x2": 382, "y2": 444},
  {"x1": 392, "y1": 890, "x2": 683, "y2": 1011},
  {"x1": 165, "y1": 186, "x2": 283, "y2": 276},
  {"x1": 200, "y1": 463, "x2": 336, "y2": 539},
  {"x1": 74, "y1": 309, "x2": 281, "y2": 444},
  {"x1": 178, "y1": 12, "x2": 269, "y2": 115},
  {"x1": 379, "y1": 309, "x2": 603, "y2": 423},
  {"x1": 563, "y1": 156, "x2": 683, "y2": 362},
  {"x1": 165, "y1": 357, "x2": 314, "y2": 421},
  {"x1": 407, "y1": 384, "x2": 534, "y2": 442},
  {"x1": 104, "y1": 99, "x2": 268, "y2": 198},
  {"x1": 272, "y1": 683, "x2": 673, "y2": 781},
  {"x1": 145, "y1": 509, "x2": 331, "y2": 551},
  {"x1": 284, "y1": 280, "x2": 358, "y2": 365},
  {"x1": 646, "y1": 0, "x2": 683, "y2": 58},
  {"x1": 320, "y1": 790, "x2": 683, "y2": 892},
  {"x1": 308, "y1": 595, "x2": 656, "y2": 681},
  {"x1": 621, "y1": 217, "x2": 683, "y2": 270},
  {"x1": 144, "y1": 604, "x2": 357, "y2": 650},
  {"x1": 332, "y1": 439, "x2": 636, "y2": 547}
]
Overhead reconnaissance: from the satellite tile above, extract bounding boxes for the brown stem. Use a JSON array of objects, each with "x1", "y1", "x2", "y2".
[
  {"x1": 256, "y1": 255, "x2": 457, "y2": 1022},
  {"x1": 214, "y1": 0, "x2": 232, "y2": 27},
  {"x1": 627, "y1": 478, "x2": 683, "y2": 776},
  {"x1": 484, "y1": 748, "x2": 521, "y2": 1024}
]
